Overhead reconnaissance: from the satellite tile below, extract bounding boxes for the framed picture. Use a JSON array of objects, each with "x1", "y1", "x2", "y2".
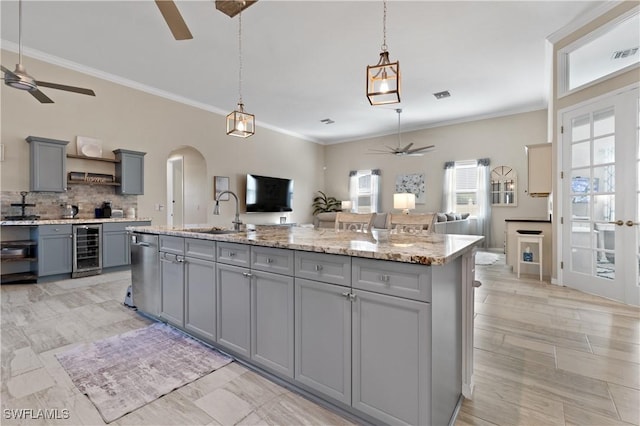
[
  {"x1": 395, "y1": 173, "x2": 425, "y2": 204},
  {"x1": 214, "y1": 176, "x2": 229, "y2": 201}
]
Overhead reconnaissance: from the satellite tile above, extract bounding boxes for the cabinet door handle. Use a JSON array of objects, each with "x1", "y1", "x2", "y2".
[
  {"x1": 379, "y1": 274, "x2": 390, "y2": 282},
  {"x1": 314, "y1": 264, "x2": 323, "y2": 271},
  {"x1": 266, "y1": 258, "x2": 274, "y2": 264},
  {"x1": 242, "y1": 272, "x2": 253, "y2": 278},
  {"x1": 177, "y1": 257, "x2": 184, "y2": 263},
  {"x1": 473, "y1": 280, "x2": 482, "y2": 288},
  {"x1": 228, "y1": 251, "x2": 236, "y2": 257}
]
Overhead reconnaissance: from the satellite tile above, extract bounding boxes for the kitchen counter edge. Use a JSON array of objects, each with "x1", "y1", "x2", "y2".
[
  {"x1": 129, "y1": 225, "x2": 484, "y2": 266},
  {"x1": 1, "y1": 218, "x2": 152, "y2": 226}
]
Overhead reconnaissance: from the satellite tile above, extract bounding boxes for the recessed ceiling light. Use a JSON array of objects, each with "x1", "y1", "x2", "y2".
[
  {"x1": 433, "y1": 90, "x2": 451, "y2": 99},
  {"x1": 320, "y1": 118, "x2": 335, "y2": 124}
]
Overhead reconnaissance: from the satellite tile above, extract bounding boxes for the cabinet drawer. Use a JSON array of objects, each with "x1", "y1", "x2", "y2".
[
  {"x1": 251, "y1": 246, "x2": 294, "y2": 276},
  {"x1": 352, "y1": 258, "x2": 431, "y2": 302},
  {"x1": 38, "y1": 224, "x2": 72, "y2": 236},
  {"x1": 159, "y1": 235, "x2": 184, "y2": 255},
  {"x1": 185, "y1": 238, "x2": 216, "y2": 261},
  {"x1": 295, "y1": 251, "x2": 351, "y2": 287},
  {"x1": 217, "y1": 242, "x2": 250, "y2": 267}
]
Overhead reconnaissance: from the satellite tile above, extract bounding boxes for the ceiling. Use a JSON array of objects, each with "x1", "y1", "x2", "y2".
[{"x1": 0, "y1": 1, "x2": 608, "y2": 144}]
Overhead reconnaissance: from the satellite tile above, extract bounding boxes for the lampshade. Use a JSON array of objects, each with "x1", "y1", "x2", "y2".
[
  {"x1": 367, "y1": 52, "x2": 401, "y2": 105},
  {"x1": 341, "y1": 200, "x2": 352, "y2": 211},
  {"x1": 226, "y1": 103, "x2": 255, "y2": 137},
  {"x1": 394, "y1": 193, "x2": 415, "y2": 214}
]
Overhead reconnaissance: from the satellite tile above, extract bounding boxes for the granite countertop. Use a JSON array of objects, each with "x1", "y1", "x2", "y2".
[
  {"x1": 130, "y1": 225, "x2": 484, "y2": 266},
  {"x1": 0, "y1": 218, "x2": 152, "y2": 226}
]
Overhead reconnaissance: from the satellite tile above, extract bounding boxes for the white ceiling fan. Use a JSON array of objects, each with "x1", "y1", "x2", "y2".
[
  {"x1": 368, "y1": 108, "x2": 435, "y2": 156},
  {"x1": 155, "y1": 0, "x2": 258, "y2": 40},
  {"x1": 1, "y1": 0, "x2": 96, "y2": 104}
]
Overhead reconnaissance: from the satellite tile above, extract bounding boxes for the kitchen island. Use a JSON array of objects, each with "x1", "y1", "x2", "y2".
[{"x1": 129, "y1": 225, "x2": 483, "y2": 426}]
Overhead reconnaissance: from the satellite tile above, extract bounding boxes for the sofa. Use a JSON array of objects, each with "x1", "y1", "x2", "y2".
[{"x1": 313, "y1": 211, "x2": 472, "y2": 235}]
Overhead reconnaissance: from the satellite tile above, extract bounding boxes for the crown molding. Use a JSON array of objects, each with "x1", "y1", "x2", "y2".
[
  {"x1": 0, "y1": 42, "x2": 321, "y2": 144},
  {"x1": 546, "y1": 1, "x2": 623, "y2": 43}
]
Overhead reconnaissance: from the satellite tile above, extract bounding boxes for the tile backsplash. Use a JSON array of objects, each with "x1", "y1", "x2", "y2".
[{"x1": 1, "y1": 187, "x2": 138, "y2": 220}]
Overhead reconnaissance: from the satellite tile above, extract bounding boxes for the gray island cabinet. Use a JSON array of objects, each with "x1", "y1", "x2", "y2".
[{"x1": 129, "y1": 225, "x2": 482, "y2": 426}]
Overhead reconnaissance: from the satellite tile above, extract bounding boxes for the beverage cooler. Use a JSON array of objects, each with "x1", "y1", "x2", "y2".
[{"x1": 72, "y1": 224, "x2": 102, "y2": 278}]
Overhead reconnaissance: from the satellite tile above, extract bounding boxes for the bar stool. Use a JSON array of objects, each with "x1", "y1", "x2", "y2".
[{"x1": 517, "y1": 233, "x2": 543, "y2": 281}]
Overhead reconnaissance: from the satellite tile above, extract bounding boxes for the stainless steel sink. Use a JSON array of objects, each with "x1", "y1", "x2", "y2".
[{"x1": 179, "y1": 228, "x2": 241, "y2": 235}]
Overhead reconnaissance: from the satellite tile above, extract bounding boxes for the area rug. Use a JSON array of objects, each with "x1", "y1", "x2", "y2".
[
  {"x1": 475, "y1": 251, "x2": 500, "y2": 265},
  {"x1": 56, "y1": 322, "x2": 232, "y2": 423}
]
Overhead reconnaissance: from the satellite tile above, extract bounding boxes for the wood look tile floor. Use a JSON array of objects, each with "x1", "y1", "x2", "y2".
[{"x1": 1, "y1": 253, "x2": 638, "y2": 425}]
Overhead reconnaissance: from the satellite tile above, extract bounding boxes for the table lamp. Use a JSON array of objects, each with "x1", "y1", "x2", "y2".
[{"x1": 393, "y1": 193, "x2": 415, "y2": 214}]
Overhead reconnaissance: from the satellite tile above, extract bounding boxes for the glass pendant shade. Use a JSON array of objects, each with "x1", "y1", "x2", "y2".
[
  {"x1": 226, "y1": 103, "x2": 255, "y2": 138},
  {"x1": 367, "y1": 51, "x2": 400, "y2": 105}
]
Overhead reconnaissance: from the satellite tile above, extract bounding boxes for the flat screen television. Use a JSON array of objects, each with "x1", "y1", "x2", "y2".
[{"x1": 246, "y1": 174, "x2": 293, "y2": 213}]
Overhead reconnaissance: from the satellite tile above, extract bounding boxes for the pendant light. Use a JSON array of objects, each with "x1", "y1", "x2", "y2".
[
  {"x1": 366, "y1": 0, "x2": 401, "y2": 106},
  {"x1": 226, "y1": 11, "x2": 255, "y2": 137}
]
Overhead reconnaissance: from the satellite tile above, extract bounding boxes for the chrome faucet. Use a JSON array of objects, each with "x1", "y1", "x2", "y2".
[{"x1": 213, "y1": 190, "x2": 242, "y2": 231}]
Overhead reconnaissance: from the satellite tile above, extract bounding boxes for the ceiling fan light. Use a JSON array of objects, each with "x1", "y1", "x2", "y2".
[
  {"x1": 226, "y1": 103, "x2": 255, "y2": 138},
  {"x1": 5, "y1": 78, "x2": 36, "y2": 91}
]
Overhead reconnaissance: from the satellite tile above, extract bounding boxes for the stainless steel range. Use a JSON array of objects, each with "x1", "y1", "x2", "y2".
[{"x1": 72, "y1": 224, "x2": 102, "y2": 277}]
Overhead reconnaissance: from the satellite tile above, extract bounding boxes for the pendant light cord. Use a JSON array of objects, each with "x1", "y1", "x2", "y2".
[
  {"x1": 18, "y1": 0, "x2": 23, "y2": 65},
  {"x1": 381, "y1": 0, "x2": 387, "y2": 52},
  {"x1": 238, "y1": 12, "x2": 243, "y2": 105}
]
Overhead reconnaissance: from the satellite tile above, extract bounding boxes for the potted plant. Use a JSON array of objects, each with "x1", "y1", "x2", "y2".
[{"x1": 312, "y1": 191, "x2": 341, "y2": 215}]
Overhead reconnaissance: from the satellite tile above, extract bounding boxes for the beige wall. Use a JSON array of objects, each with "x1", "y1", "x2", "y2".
[
  {"x1": 0, "y1": 50, "x2": 325, "y2": 227},
  {"x1": 323, "y1": 110, "x2": 550, "y2": 249},
  {"x1": 550, "y1": 2, "x2": 640, "y2": 280}
]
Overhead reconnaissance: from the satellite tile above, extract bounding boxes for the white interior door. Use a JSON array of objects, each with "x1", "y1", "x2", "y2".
[
  {"x1": 561, "y1": 86, "x2": 639, "y2": 306},
  {"x1": 167, "y1": 156, "x2": 184, "y2": 227}
]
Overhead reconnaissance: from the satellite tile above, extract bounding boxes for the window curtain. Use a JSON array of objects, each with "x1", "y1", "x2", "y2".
[
  {"x1": 441, "y1": 161, "x2": 455, "y2": 213},
  {"x1": 476, "y1": 158, "x2": 491, "y2": 248}
]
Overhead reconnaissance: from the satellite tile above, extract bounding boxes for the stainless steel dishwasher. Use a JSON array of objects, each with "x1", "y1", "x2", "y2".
[{"x1": 130, "y1": 232, "x2": 160, "y2": 316}]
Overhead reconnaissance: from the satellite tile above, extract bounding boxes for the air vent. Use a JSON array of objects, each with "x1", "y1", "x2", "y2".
[
  {"x1": 611, "y1": 47, "x2": 638, "y2": 59},
  {"x1": 433, "y1": 90, "x2": 451, "y2": 99},
  {"x1": 320, "y1": 118, "x2": 335, "y2": 124}
]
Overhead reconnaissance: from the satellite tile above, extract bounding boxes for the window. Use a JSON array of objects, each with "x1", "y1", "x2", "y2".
[
  {"x1": 453, "y1": 160, "x2": 479, "y2": 216},
  {"x1": 348, "y1": 169, "x2": 381, "y2": 213},
  {"x1": 559, "y1": 9, "x2": 639, "y2": 95}
]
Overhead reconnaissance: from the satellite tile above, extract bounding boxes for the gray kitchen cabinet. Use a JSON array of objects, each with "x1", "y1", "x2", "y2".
[
  {"x1": 351, "y1": 289, "x2": 431, "y2": 426},
  {"x1": 185, "y1": 255, "x2": 216, "y2": 342},
  {"x1": 37, "y1": 225, "x2": 73, "y2": 276},
  {"x1": 26, "y1": 136, "x2": 69, "y2": 192},
  {"x1": 251, "y1": 270, "x2": 294, "y2": 377},
  {"x1": 294, "y1": 278, "x2": 351, "y2": 404},
  {"x1": 160, "y1": 251, "x2": 185, "y2": 327},
  {"x1": 216, "y1": 262, "x2": 251, "y2": 357},
  {"x1": 103, "y1": 221, "x2": 151, "y2": 268},
  {"x1": 114, "y1": 149, "x2": 145, "y2": 195}
]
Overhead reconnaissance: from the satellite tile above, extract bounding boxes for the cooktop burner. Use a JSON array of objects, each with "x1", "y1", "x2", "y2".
[{"x1": 3, "y1": 215, "x2": 41, "y2": 221}]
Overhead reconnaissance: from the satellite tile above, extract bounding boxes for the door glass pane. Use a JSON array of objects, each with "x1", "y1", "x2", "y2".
[
  {"x1": 596, "y1": 246, "x2": 615, "y2": 280},
  {"x1": 593, "y1": 165, "x2": 615, "y2": 193},
  {"x1": 572, "y1": 142, "x2": 591, "y2": 167},
  {"x1": 593, "y1": 109, "x2": 615, "y2": 136},
  {"x1": 572, "y1": 196, "x2": 590, "y2": 219},
  {"x1": 593, "y1": 194, "x2": 615, "y2": 221},
  {"x1": 571, "y1": 247, "x2": 593, "y2": 275},
  {"x1": 572, "y1": 115, "x2": 591, "y2": 141},
  {"x1": 571, "y1": 222, "x2": 591, "y2": 247},
  {"x1": 594, "y1": 136, "x2": 615, "y2": 164}
]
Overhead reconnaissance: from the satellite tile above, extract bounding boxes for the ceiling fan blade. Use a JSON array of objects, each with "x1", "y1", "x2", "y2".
[
  {"x1": 407, "y1": 145, "x2": 435, "y2": 154},
  {"x1": 1, "y1": 65, "x2": 17, "y2": 79},
  {"x1": 155, "y1": 0, "x2": 193, "y2": 40},
  {"x1": 35, "y1": 81, "x2": 95, "y2": 96},
  {"x1": 29, "y1": 89, "x2": 54, "y2": 103},
  {"x1": 400, "y1": 143, "x2": 414, "y2": 152},
  {"x1": 215, "y1": 0, "x2": 258, "y2": 18}
]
